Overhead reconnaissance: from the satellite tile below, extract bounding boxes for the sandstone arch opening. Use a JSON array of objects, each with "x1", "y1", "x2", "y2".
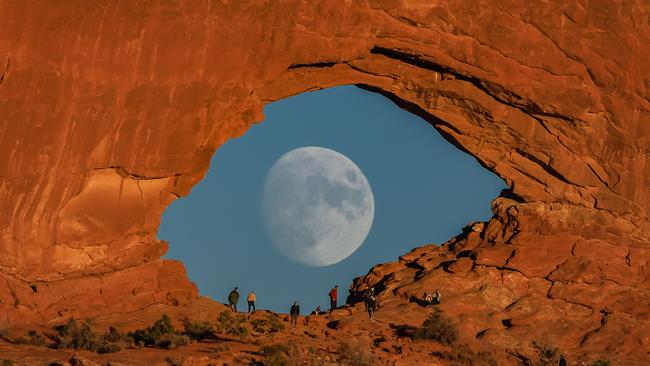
[
  {"x1": 158, "y1": 85, "x2": 506, "y2": 312},
  {"x1": 0, "y1": 49, "x2": 642, "y2": 364},
  {"x1": 1, "y1": 2, "x2": 647, "y2": 363}
]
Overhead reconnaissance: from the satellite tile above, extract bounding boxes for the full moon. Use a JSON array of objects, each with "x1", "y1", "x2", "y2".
[{"x1": 262, "y1": 146, "x2": 375, "y2": 267}]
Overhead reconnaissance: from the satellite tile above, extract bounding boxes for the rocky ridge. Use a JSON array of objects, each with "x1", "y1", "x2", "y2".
[{"x1": 351, "y1": 197, "x2": 650, "y2": 364}]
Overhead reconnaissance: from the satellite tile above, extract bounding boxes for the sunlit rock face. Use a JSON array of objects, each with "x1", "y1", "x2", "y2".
[{"x1": 0, "y1": 1, "x2": 648, "y2": 364}]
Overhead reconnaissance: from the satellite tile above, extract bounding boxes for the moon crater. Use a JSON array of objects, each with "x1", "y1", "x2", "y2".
[{"x1": 262, "y1": 146, "x2": 375, "y2": 266}]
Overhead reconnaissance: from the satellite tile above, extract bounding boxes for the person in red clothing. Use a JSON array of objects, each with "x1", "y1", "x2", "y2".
[{"x1": 328, "y1": 285, "x2": 338, "y2": 313}]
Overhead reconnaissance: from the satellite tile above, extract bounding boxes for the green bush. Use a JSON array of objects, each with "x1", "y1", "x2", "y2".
[
  {"x1": 216, "y1": 311, "x2": 248, "y2": 338},
  {"x1": 129, "y1": 314, "x2": 174, "y2": 347},
  {"x1": 103, "y1": 326, "x2": 125, "y2": 343},
  {"x1": 52, "y1": 319, "x2": 101, "y2": 351},
  {"x1": 413, "y1": 309, "x2": 458, "y2": 345},
  {"x1": 128, "y1": 313, "x2": 189, "y2": 349},
  {"x1": 50, "y1": 319, "x2": 124, "y2": 354},
  {"x1": 2, "y1": 360, "x2": 14, "y2": 366},
  {"x1": 182, "y1": 318, "x2": 213, "y2": 341},
  {"x1": 433, "y1": 344, "x2": 497, "y2": 366}
]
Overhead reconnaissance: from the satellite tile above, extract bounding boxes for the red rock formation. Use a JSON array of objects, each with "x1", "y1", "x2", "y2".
[
  {"x1": 0, "y1": 0, "x2": 648, "y2": 364},
  {"x1": 351, "y1": 198, "x2": 650, "y2": 364}
]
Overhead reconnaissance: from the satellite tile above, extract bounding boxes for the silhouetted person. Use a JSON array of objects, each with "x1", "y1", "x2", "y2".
[
  {"x1": 558, "y1": 355, "x2": 567, "y2": 366},
  {"x1": 290, "y1": 301, "x2": 300, "y2": 328},
  {"x1": 365, "y1": 294, "x2": 377, "y2": 321},
  {"x1": 247, "y1": 290, "x2": 256, "y2": 312},
  {"x1": 329, "y1": 285, "x2": 339, "y2": 313},
  {"x1": 364, "y1": 287, "x2": 375, "y2": 311},
  {"x1": 228, "y1": 287, "x2": 239, "y2": 312}
]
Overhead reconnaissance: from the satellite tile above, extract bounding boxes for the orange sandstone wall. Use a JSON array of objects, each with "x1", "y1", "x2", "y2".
[{"x1": 0, "y1": 0, "x2": 648, "y2": 350}]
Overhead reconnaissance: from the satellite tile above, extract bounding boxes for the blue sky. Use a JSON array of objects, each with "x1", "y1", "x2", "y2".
[{"x1": 158, "y1": 85, "x2": 506, "y2": 313}]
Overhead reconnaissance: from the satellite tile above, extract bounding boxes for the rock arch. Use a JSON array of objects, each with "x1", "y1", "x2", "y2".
[{"x1": 0, "y1": 0, "x2": 648, "y2": 360}]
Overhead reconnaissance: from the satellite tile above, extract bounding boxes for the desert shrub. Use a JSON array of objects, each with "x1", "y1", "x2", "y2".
[
  {"x1": 262, "y1": 344, "x2": 294, "y2": 366},
  {"x1": 155, "y1": 333, "x2": 189, "y2": 349},
  {"x1": 262, "y1": 344, "x2": 291, "y2": 355},
  {"x1": 337, "y1": 338, "x2": 374, "y2": 366},
  {"x1": 52, "y1": 319, "x2": 102, "y2": 351},
  {"x1": 50, "y1": 319, "x2": 125, "y2": 354},
  {"x1": 432, "y1": 344, "x2": 497, "y2": 366},
  {"x1": 251, "y1": 313, "x2": 285, "y2": 334},
  {"x1": 267, "y1": 313, "x2": 284, "y2": 333},
  {"x1": 531, "y1": 341, "x2": 559, "y2": 366},
  {"x1": 128, "y1": 313, "x2": 188, "y2": 349},
  {"x1": 15, "y1": 330, "x2": 46, "y2": 346},
  {"x1": 182, "y1": 318, "x2": 213, "y2": 341},
  {"x1": 216, "y1": 311, "x2": 248, "y2": 338},
  {"x1": 103, "y1": 326, "x2": 130, "y2": 346},
  {"x1": 590, "y1": 361, "x2": 611, "y2": 366},
  {"x1": 99, "y1": 326, "x2": 128, "y2": 353},
  {"x1": 261, "y1": 344, "x2": 329, "y2": 366},
  {"x1": 251, "y1": 318, "x2": 268, "y2": 333},
  {"x1": 129, "y1": 313, "x2": 174, "y2": 346},
  {"x1": 2, "y1": 360, "x2": 14, "y2": 366},
  {"x1": 264, "y1": 351, "x2": 288, "y2": 366},
  {"x1": 413, "y1": 309, "x2": 458, "y2": 345},
  {"x1": 100, "y1": 342, "x2": 124, "y2": 353}
]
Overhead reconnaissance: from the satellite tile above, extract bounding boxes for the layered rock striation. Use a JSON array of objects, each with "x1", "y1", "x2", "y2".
[{"x1": 0, "y1": 0, "x2": 648, "y2": 362}]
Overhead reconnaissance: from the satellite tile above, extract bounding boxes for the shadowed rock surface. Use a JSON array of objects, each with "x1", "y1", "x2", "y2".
[{"x1": 0, "y1": 1, "x2": 649, "y2": 364}]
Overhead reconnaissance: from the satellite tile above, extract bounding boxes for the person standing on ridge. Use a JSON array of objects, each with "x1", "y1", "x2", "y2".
[
  {"x1": 329, "y1": 285, "x2": 339, "y2": 313},
  {"x1": 228, "y1": 287, "x2": 240, "y2": 312},
  {"x1": 364, "y1": 287, "x2": 375, "y2": 311},
  {"x1": 290, "y1": 301, "x2": 300, "y2": 328},
  {"x1": 365, "y1": 293, "x2": 377, "y2": 321},
  {"x1": 247, "y1": 290, "x2": 256, "y2": 313}
]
